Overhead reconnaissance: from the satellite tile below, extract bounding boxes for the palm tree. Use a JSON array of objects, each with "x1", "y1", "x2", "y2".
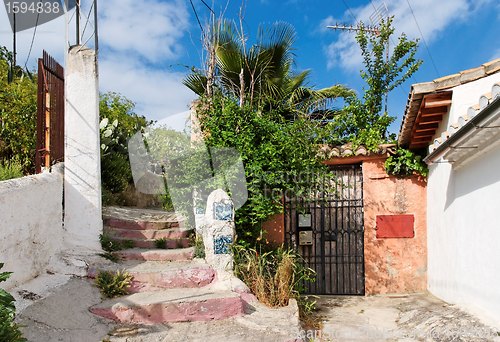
[{"x1": 184, "y1": 20, "x2": 354, "y2": 118}]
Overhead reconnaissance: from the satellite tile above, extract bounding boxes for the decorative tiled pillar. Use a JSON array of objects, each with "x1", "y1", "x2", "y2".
[{"x1": 202, "y1": 189, "x2": 235, "y2": 272}]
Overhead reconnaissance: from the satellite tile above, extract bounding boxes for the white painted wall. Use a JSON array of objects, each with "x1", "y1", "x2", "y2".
[
  {"x1": 428, "y1": 120, "x2": 500, "y2": 327},
  {"x1": 0, "y1": 166, "x2": 63, "y2": 290},
  {"x1": 435, "y1": 73, "x2": 500, "y2": 138},
  {"x1": 64, "y1": 46, "x2": 102, "y2": 253}
]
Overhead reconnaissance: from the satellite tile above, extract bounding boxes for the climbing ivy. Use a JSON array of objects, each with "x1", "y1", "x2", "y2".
[{"x1": 384, "y1": 148, "x2": 428, "y2": 177}]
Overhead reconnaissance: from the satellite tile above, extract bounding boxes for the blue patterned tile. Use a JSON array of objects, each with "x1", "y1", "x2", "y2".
[
  {"x1": 214, "y1": 235, "x2": 232, "y2": 254},
  {"x1": 213, "y1": 202, "x2": 233, "y2": 221}
]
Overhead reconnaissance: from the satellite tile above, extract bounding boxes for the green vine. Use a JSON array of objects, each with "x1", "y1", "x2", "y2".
[{"x1": 384, "y1": 148, "x2": 428, "y2": 177}]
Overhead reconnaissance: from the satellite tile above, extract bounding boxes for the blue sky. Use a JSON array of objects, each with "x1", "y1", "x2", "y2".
[{"x1": 1, "y1": 0, "x2": 499, "y2": 134}]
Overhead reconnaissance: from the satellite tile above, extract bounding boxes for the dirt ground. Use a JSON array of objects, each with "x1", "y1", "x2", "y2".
[{"x1": 302, "y1": 294, "x2": 500, "y2": 342}]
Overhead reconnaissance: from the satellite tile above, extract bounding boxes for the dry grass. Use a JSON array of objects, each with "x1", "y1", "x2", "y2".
[{"x1": 234, "y1": 246, "x2": 314, "y2": 308}]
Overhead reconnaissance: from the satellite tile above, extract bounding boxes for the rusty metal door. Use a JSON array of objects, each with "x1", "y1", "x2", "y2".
[
  {"x1": 285, "y1": 164, "x2": 365, "y2": 295},
  {"x1": 36, "y1": 51, "x2": 64, "y2": 173}
]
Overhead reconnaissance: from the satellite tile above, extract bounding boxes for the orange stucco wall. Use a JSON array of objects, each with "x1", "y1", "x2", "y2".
[
  {"x1": 261, "y1": 157, "x2": 427, "y2": 295},
  {"x1": 363, "y1": 158, "x2": 427, "y2": 295},
  {"x1": 262, "y1": 213, "x2": 285, "y2": 245}
]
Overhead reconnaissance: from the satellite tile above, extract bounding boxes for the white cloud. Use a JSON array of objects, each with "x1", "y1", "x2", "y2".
[
  {"x1": 322, "y1": 0, "x2": 473, "y2": 71},
  {"x1": 99, "y1": 0, "x2": 189, "y2": 63},
  {"x1": 0, "y1": 9, "x2": 66, "y2": 70},
  {"x1": 0, "y1": 0, "x2": 196, "y2": 122},
  {"x1": 318, "y1": 15, "x2": 338, "y2": 33}
]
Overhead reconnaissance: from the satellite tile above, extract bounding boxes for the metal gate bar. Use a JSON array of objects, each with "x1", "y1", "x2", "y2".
[
  {"x1": 284, "y1": 164, "x2": 364, "y2": 295},
  {"x1": 36, "y1": 50, "x2": 64, "y2": 173}
]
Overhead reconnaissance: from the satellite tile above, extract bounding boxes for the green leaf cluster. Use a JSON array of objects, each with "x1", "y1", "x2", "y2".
[
  {"x1": 0, "y1": 46, "x2": 37, "y2": 174},
  {"x1": 198, "y1": 96, "x2": 330, "y2": 244},
  {"x1": 384, "y1": 148, "x2": 428, "y2": 177},
  {"x1": 99, "y1": 92, "x2": 150, "y2": 201},
  {"x1": 95, "y1": 270, "x2": 133, "y2": 298},
  {"x1": 0, "y1": 263, "x2": 26, "y2": 342},
  {"x1": 0, "y1": 158, "x2": 23, "y2": 181},
  {"x1": 319, "y1": 17, "x2": 422, "y2": 151}
]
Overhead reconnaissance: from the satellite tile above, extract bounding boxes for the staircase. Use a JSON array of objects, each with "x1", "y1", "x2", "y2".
[{"x1": 89, "y1": 206, "x2": 248, "y2": 325}]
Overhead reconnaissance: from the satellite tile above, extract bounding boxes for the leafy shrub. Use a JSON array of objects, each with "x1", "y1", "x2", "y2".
[
  {"x1": 95, "y1": 270, "x2": 133, "y2": 298},
  {"x1": 385, "y1": 148, "x2": 428, "y2": 177},
  {"x1": 233, "y1": 246, "x2": 315, "y2": 307},
  {"x1": 0, "y1": 47, "x2": 37, "y2": 174},
  {"x1": 101, "y1": 152, "x2": 133, "y2": 194},
  {"x1": 0, "y1": 159, "x2": 23, "y2": 181},
  {"x1": 99, "y1": 92, "x2": 150, "y2": 205},
  {"x1": 0, "y1": 263, "x2": 26, "y2": 342}
]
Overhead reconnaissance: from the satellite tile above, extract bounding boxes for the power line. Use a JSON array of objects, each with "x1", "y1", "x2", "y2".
[
  {"x1": 341, "y1": 0, "x2": 358, "y2": 23},
  {"x1": 405, "y1": 0, "x2": 440, "y2": 77},
  {"x1": 81, "y1": 1, "x2": 95, "y2": 40},
  {"x1": 199, "y1": 0, "x2": 215, "y2": 15},
  {"x1": 24, "y1": 0, "x2": 42, "y2": 70},
  {"x1": 189, "y1": 0, "x2": 205, "y2": 36}
]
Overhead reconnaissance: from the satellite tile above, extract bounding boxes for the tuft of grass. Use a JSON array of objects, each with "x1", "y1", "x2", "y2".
[
  {"x1": 95, "y1": 270, "x2": 133, "y2": 298},
  {"x1": 121, "y1": 240, "x2": 135, "y2": 249},
  {"x1": 99, "y1": 234, "x2": 133, "y2": 252},
  {"x1": 193, "y1": 235, "x2": 205, "y2": 259},
  {"x1": 233, "y1": 245, "x2": 315, "y2": 308},
  {"x1": 98, "y1": 252, "x2": 120, "y2": 263},
  {"x1": 154, "y1": 238, "x2": 167, "y2": 249},
  {"x1": 0, "y1": 159, "x2": 23, "y2": 181}
]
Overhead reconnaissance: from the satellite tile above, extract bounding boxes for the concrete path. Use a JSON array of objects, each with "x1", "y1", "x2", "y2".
[
  {"x1": 16, "y1": 276, "x2": 301, "y2": 342},
  {"x1": 304, "y1": 294, "x2": 500, "y2": 342}
]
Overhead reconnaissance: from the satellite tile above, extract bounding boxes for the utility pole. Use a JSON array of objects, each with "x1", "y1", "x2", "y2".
[
  {"x1": 76, "y1": 0, "x2": 80, "y2": 45},
  {"x1": 9, "y1": 12, "x2": 16, "y2": 82}
]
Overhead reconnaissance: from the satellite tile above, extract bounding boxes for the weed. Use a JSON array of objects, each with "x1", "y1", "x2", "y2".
[
  {"x1": 98, "y1": 252, "x2": 120, "y2": 263},
  {"x1": 233, "y1": 245, "x2": 315, "y2": 308},
  {"x1": 0, "y1": 263, "x2": 26, "y2": 341},
  {"x1": 298, "y1": 295, "x2": 322, "y2": 330},
  {"x1": 193, "y1": 235, "x2": 205, "y2": 259},
  {"x1": 95, "y1": 270, "x2": 133, "y2": 298},
  {"x1": 0, "y1": 159, "x2": 23, "y2": 181},
  {"x1": 99, "y1": 234, "x2": 133, "y2": 252},
  {"x1": 154, "y1": 238, "x2": 167, "y2": 249},
  {"x1": 121, "y1": 240, "x2": 135, "y2": 249}
]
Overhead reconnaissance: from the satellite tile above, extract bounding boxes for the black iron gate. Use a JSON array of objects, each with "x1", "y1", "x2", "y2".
[{"x1": 284, "y1": 164, "x2": 364, "y2": 295}]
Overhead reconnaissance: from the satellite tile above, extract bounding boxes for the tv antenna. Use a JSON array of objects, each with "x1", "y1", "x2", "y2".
[
  {"x1": 327, "y1": 1, "x2": 391, "y2": 113},
  {"x1": 66, "y1": 0, "x2": 99, "y2": 54}
]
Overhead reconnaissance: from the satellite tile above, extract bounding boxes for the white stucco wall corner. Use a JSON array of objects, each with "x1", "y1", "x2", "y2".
[
  {"x1": 64, "y1": 46, "x2": 103, "y2": 254},
  {"x1": 0, "y1": 170, "x2": 64, "y2": 290}
]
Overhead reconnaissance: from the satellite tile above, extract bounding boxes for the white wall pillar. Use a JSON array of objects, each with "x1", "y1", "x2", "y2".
[{"x1": 64, "y1": 46, "x2": 102, "y2": 252}]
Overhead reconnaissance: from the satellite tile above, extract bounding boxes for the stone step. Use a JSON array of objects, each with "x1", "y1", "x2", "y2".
[
  {"x1": 104, "y1": 226, "x2": 190, "y2": 240},
  {"x1": 110, "y1": 236, "x2": 190, "y2": 249},
  {"x1": 89, "y1": 260, "x2": 216, "y2": 293},
  {"x1": 90, "y1": 288, "x2": 245, "y2": 324},
  {"x1": 103, "y1": 206, "x2": 184, "y2": 231},
  {"x1": 115, "y1": 248, "x2": 194, "y2": 262}
]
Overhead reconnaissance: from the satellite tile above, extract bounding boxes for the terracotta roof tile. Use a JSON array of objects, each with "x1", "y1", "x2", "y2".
[
  {"x1": 317, "y1": 143, "x2": 396, "y2": 159},
  {"x1": 459, "y1": 66, "x2": 486, "y2": 83},
  {"x1": 430, "y1": 82, "x2": 500, "y2": 152},
  {"x1": 484, "y1": 59, "x2": 500, "y2": 75},
  {"x1": 399, "y1": 58, "x2": 500, "y2": 146}
]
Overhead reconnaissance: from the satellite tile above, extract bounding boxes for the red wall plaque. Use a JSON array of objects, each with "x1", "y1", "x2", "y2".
[{"x1": 376, "y1": 214, "x2": 414, "y2": 238}]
